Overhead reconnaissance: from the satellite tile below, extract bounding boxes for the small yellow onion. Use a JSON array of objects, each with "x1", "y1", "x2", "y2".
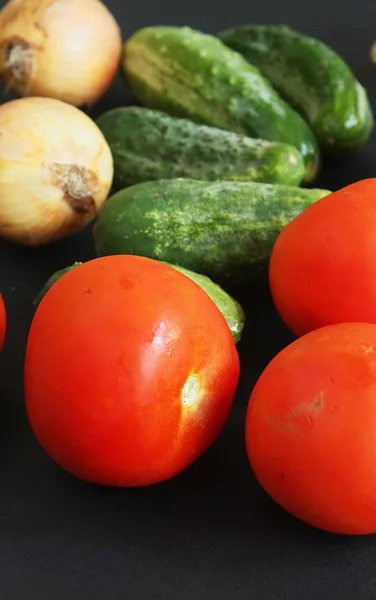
[
  {"x1": 0, "y1": 0, "x2": 122, "y2": 106},
  {"x1": 0, "y1": 96, "x2": 114, "y2": 245}
]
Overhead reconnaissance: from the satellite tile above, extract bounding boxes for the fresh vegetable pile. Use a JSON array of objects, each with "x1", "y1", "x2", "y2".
[{"x1": 1, "y1": 0, "x2": 376, "y2": 535}]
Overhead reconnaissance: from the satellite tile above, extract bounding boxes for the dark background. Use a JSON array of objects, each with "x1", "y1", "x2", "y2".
[{"x1": 1, "y1": 0, "x2": 376, "y2": 598}]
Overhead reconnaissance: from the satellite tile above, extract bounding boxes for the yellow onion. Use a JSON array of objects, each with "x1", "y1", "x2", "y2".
[
  {"x1": 0, "y1": 96, "x2": 114, "y2": 245},
  {"x1": 371, "y1": 42, "x2": 376, "y2": 64},
  {"x1": 0, "y1": 0, "x2": 122, "y2": 106}
]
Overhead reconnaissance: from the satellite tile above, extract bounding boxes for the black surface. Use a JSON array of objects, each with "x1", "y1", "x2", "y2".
[{"x1": 1, "y1": 1, "x2": 376, "y2": 598}]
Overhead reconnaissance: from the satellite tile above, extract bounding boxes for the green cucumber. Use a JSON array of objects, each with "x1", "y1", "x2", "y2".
[
  {"x1": 219, "y1": 25, "x2": 374, "y2": 153},
  {"x1": 96, "y1": 106, "x2": 305, "y2": 188},
  {"x1": 122, "y1": 26, "x2": 320, "y2": 183},
  {"x1": 93, "y1": 179, "x2": 331, "y2": 286},
  {"x1": 33, "y1": 260, "x2": 245, "y2": 344},
  {"x1": 33, "y1": 262, "x2": 82, "y2": 308},
  {"x1": 161, "y1": 263, "x2": 245, "y2": 343}
]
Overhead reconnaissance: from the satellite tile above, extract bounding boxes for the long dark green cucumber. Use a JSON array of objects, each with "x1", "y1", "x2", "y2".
[
  {"x1": 219, "y1": 25, "x2": 374, "y2": 154},
  {"x1": 93, "y1": 179, "x2": 331, "y2": 286},
  {"x1": 122, "y1": 26, "x2": 320, "y2": 182},
  {"x1": 33, "y1": 260, "x2": 245, "y2": 344},
  {"x1": 96, "y1": 106, "x2": 305, "y2": 188}
]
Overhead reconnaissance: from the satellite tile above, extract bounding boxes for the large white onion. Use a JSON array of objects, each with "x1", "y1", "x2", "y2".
[
  {"x1": 0, "y1": 96, "x2": 114, "y2": 245},
  {"x1": 0, "y1": 0, "x2": 122, "y2": 107}
]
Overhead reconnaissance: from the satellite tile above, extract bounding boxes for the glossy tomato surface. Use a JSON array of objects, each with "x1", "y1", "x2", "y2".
[
  {"x1": 269, "y1": 178, "x2": 376, "y2": 337},
  {"x1": 24, "y1": 255, "x2": 239, "y2": 487},
  {"x1": 0, "y1": 294, "x2": 5, "y2": 351},
  {"x1": 246, "y1": 322, "x2": 376, "y2": 535}
]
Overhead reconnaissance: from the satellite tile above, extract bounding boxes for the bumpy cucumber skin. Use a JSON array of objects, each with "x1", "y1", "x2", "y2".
[
  {"x1": 33, "y1": 259, "x2": 245, "y2": 343},
  {"x1": 219, "y1": 25, "x2": 374, "y2": 154},
  {"x1": 93, "y1": 179, "x2": 331, "y2": 286},
  {"x1": 122, "y1": 26, "x2": 320, "y2": 183},
  {"x1": 96, "y1": 106, "x2": 305, "y2": 188}
]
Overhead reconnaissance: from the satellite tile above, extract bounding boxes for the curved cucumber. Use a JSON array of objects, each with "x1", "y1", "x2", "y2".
[
  {"x1": 161, "y1": 263, "x2": 245, "y2": 343},
  {"x1": 122, "y1": 26, "x2": 320, "y2": 182},
  {"x1": 96, "y1": 106, "x2": 305, "y2": 188},
  {"x1": 33, "y1": 260, "x2": 245, "y2": 344},
  {"x1": 93, "y1": 179, "x2": 331, "y2": 286},
  {"x1": 33, "y1": 262, "x2": 83, "y2": 307},
  {"x1": 219, "y1": 25, "x2": 374, "y2": 153}
]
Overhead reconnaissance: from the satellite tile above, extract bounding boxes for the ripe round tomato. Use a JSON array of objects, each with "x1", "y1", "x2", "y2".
[
  {"x1": 269, "y1": 179, "x2": 376, "y2": 337},
  {"x1": 24, "y1": 255, "x2": 239, "y2": 487},
  {"x1": 0, "y1": 294, "x2": 6, "y2": 351},
  {"x1": 246, "y1": 322, "x2": 376, "y2": 535}
]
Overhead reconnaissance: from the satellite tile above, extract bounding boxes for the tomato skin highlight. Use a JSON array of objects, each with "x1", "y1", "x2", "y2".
[
  {"x1": 24, "y1": 255, "x2": 239, "y2": 487},
  {"x1": 246, "y1": 322, "x2": 376, "y2": 535},
  {"x1": 269, "y1": 178, "x2": 376, "y2": 337},
  {"x1": 0, "y1": 294, "x2": 5, "y2": 351}
]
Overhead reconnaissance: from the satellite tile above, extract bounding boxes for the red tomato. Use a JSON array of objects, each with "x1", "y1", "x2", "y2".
[
  {"x1": 246, "y1": 322, "x2": 376, "y2": 535},
  {"x1": 269, "y1": 179, "x2": 376, "y2": 337},
  {"x1": 24, "y1": 255, "x2": 239, "y2": 487},
  {"x1": 0, "y1": 294, "x2": 5, "y2": 351}
]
